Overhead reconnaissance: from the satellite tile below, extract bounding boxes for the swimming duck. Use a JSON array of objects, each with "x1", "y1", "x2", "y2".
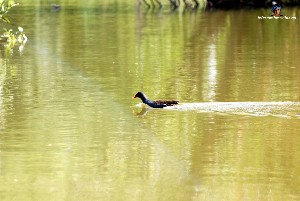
[{"x1": 133, "y1": 92, "x2": 179, "y2": 108}]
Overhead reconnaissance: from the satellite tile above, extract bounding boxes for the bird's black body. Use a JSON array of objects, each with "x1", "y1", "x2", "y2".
[
  {"x1": 51, "y1": 4, "x2": 61, "y2": 11},
  {"x1": 133, "y1": 92, "x2": 179, "y2": 108}
]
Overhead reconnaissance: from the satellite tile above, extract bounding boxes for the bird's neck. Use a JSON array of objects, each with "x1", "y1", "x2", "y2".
[{"x1": 140, "y1": 95, "x2": 151, "y2": 103}]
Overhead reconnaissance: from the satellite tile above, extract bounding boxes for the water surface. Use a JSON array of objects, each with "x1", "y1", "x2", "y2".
[{"x1": 0, "y1": 3, "x2": 299, "y2": 201}]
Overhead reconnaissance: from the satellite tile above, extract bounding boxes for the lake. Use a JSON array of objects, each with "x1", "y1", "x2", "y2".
[{"x1": 0, "y1": 2, "x2": 299, "y2": 201}]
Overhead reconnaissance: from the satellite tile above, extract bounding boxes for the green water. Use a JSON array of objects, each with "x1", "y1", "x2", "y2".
[{"x1": 0, "y1": 2, "x2": 299, "y2": 201}]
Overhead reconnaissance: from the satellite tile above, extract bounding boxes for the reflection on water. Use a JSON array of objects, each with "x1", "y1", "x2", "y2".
[{"x1": 0, "y1": 3, "x2": 300, "y2": 201}]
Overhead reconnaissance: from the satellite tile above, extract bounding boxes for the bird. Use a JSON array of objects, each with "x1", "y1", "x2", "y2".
[
  {"x1": 133, "y1": 92, "x2": 179, "y2": 108},
  {"x1": 51, "y1": 4, "x2": 61, "y2": 11}
]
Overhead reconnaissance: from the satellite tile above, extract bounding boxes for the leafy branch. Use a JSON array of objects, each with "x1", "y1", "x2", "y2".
[
  {"x1": 0, "y1": 0, "x2": 19, "y2": 23},
  {"x1": 0, "y1": 0, "x2": 27, "y2": 49}
]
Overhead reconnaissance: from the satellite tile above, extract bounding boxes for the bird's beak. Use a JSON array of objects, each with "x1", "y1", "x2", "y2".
[{"x1": 132, "y1": 95, "x2": 136, "y2": 99}]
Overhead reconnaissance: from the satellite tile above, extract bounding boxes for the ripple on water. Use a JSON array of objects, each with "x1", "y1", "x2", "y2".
[{"x1": 135, "y1": 102, "x2": 300, "y2": 118}]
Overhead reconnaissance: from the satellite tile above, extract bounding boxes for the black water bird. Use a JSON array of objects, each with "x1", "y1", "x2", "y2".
[
  {"x1": 133, "y1": 92, "x2": 179, "y2": 108},
  {"x1": 51, "y1": 4, "x2": 61, "y2": 11}
]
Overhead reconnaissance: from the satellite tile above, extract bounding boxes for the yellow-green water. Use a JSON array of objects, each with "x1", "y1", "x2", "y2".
[{"x1": 0, "y1": 3, "x2": 299, "y2": 201}]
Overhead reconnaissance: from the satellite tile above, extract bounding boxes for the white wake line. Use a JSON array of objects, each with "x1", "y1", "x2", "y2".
[
  {"x1": 165, "y1": 102, "x2": 300, "y2": 109},
  {"x1": 163, "y1": 102, "x2": 300, "y2": 117}
]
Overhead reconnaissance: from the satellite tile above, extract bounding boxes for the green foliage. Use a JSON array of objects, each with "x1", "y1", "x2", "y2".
[
  {"x1": 0, "y1": 0, "x2": 27, "y2": 49},
  {"x1": 3, "y1": 26, "x2": 27, "y2": 42},
  {"x1": 0, "y1": 0, "x2": 18, "y2": 23}
]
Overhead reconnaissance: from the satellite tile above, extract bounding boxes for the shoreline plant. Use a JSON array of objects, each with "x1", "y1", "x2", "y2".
[{"x1": 0, "y1": 0, "x2": 27, "y2": 49}]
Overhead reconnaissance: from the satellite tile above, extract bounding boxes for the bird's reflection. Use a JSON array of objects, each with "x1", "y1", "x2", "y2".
[{"x1": 132, "y1": 107, "x2": 153, "y2": 117}]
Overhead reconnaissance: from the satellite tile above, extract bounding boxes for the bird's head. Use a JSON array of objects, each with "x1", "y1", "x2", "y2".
[{"x1": 132, "y1": 92, "x2": 145, "y2": 99}]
